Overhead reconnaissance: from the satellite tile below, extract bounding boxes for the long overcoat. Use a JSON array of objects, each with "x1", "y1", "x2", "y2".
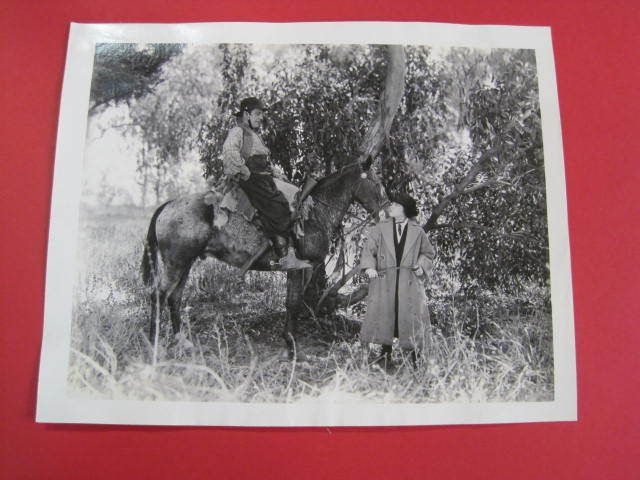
[{"x1": 359, "y1": 219, "x2": 435, "y2": 349}]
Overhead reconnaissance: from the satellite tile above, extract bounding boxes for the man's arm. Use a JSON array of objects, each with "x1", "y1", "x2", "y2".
[
  {"x1": 360, "y1": 225, "x2": 380, "y2": 278},
  {"x1": 416, "y1": 231, "x2": 435, "y2": 277},
  {"x1": 221, "y1": 127, "x2": 251, "y2": 180}
]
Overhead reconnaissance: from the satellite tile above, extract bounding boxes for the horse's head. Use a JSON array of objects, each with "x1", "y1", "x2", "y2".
[{"x1": 350, "y1": 156, "x2": 389, "y2": 218}]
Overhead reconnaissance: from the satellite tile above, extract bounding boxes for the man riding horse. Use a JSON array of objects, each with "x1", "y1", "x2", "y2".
[{"x1": 219, "y1": 97, "x2": 311, "y2": 271}]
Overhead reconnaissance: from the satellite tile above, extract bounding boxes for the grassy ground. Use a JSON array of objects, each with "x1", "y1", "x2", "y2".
[{"x1": 68, "y1": 205, "x2": 554, "y2": 403}]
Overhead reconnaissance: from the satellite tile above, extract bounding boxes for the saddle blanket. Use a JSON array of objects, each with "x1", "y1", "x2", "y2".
[{"x1": 207, "y1": 178, "x2": 314, "y2": 238}]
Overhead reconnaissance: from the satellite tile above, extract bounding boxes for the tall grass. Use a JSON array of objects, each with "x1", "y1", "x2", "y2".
[{"x1": 68, "y1": 205, "x2": 553, "y2": 403}]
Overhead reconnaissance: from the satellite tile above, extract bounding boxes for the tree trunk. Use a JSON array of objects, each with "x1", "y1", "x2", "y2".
[
  {"x1": 139, "y1": 164, "x2": 149, "y2": 208},
  {"x1": 303, "y1": 263, "x2": 328, "y2": 312},
  {"x1": 357, "y1": 45, "x2": 406, "y2": 164},
  {"x1": 141, "y1": 176, "x2": 148, "y2": 208},
  {"x1": 154, "y1": 160, "x2": 165, "y2": 205},
  {"x1": 316, "y1": 46, "x2": 406, "y2": 315}
]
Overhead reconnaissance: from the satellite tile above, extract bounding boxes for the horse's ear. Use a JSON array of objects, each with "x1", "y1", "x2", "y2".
[{"x1": 361, "y1": 155, "x2": 373, "y2": 171}]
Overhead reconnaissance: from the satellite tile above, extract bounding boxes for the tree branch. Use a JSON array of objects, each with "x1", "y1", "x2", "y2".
[
  {"x1": 315, "y1": 265, "x2": 361, "y2": 313},
  {"x1": 317, "y1": 284, "x2": 370, "y2": 312},
  {"x1": 424, "y1": 149, "x2": 496, "y2": 231},
  {"x1": 333, "y1": 284, "x2": 369, "y2": 309},
  {"x1": 342, "y1": 214, "x2": 374, "y2": 236},
  {"x1": 358, "y1": 45, "x2": 406, "y2": 164},
  {"x1": 428, "y1": 220, "x2": 545, "y2": 244},
  {"x1": 463, "y1": 177, "x2": 499, "y2": 194}
]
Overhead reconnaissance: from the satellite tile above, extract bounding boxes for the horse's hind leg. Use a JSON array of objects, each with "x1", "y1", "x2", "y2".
[
  {"x1": 148, "y1": 258, "x2": 192, "y2": 342},
  {"x1": 167, "y1": 261, "x2": 194, "y2": 336}
]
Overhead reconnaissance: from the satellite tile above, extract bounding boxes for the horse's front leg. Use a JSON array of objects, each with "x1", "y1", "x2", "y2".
[{"x1": 283, "y1": 269, "x2": 307, "y2": 360}]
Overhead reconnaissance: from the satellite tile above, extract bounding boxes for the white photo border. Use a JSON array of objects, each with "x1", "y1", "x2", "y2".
[{"x1": 37, "y1": 21, "x2": 576, "y2": 426}]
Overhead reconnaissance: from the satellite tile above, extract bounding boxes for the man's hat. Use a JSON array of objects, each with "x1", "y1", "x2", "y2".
[
  {"x1": 237, "y1": 97, "x2": 266, "y2": 116},
  {"x1": 390, "y1": 193, "x2": 419, "y2": 219}
]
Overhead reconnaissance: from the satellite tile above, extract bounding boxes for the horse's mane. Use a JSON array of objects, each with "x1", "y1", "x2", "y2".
[{"x1": 311, "y1": 162, "x2": 361, "y2": 195}]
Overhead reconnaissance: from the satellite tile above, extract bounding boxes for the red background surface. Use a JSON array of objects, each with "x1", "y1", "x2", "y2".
[{"x1": 1, "y1": 1, "x2": 639, "y2": 478}]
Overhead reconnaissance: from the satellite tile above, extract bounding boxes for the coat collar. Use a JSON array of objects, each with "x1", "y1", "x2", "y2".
[
  {"x1": 380, "y1": 220, "x2": 396, "y2": 259},
  {"x1": 379, "y1": 219, "x2": 421, "y2": 263}
]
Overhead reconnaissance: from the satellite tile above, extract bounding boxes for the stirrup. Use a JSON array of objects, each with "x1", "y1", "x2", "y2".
[{"x1": 275, "y1": 246, "x2": 312, "y2": 270}]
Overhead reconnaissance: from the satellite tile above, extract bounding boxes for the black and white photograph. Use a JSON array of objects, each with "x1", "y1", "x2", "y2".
[{"x1": 37, "y1": 22, "x2": 576, "y2": 426}]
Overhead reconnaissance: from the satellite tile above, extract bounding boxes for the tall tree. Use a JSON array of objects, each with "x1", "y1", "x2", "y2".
[
  {"x1": 128, "y1": 45, "x2": 224, "y2": 204},
  {"x1": 199, "y1": 44, "x2": 391, "y2": 181},
  {"x1": 324, "y1": 48, "x2": 548, "y2": 309},
  {"x1": 426, "y1": 49, "x2": 547, "y2": 293},
  {"x1": 89, "y1": 43, "x2": 183, "y2": 115},
  {"x1": 193, "y1": 44, "x2": 548, "y2": 308}
]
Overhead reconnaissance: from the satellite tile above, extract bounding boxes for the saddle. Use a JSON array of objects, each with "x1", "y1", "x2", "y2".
[{"x1": 205, "y1": 177, "x2": 314, "y2": 239}]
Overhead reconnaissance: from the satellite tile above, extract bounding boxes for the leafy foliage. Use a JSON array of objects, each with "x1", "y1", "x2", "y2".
[
  {"x1": 424, "y1": 49, "x2": 548, "y2": 294},
  {"x1": 92, "y1": 43, "x2": 549, "y2": 297},
  {"x1": 199, "y1": 44, "x2": 387, "y2": 182},
  {"x1": 123, "y1": 46, "x2": 224, "y2": 204},
  {"x1": 199, "y1": 45, "x2": 251, "y2": 179},
  {"x1": 89, "y1": 43, "x2": 183, "y2": 114},
  {"x1": 196, "y1": 44, "x2": 547, "y2": 295}
]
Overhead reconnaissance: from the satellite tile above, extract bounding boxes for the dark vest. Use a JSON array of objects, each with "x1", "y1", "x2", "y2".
[
  {"x1": 393, "y1": 221, "x2": 408, "y2": 265},
  {"x1": 392, "y1": 221, "x2": 408, "y2": 337},
  {"x1": 239, "y1": 126, "x2": 270, "y2": 174},
  {"x1": 239, "y1": 125, "x2": 254, "y2": 160}
]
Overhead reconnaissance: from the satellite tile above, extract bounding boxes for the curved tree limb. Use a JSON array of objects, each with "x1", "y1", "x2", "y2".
[
  {"x1": 312, "y1": 46, "x2": 407, "y2": 314},
  {"x1": 423, "y1": 147, "x2": 498, "y2": 232},
  {"x1": 318, "y1": 282, "x2": 371, "y2": 313},
  {"x1": 358, "y1": 45, "x2": 406, "y2": 164},
  {"x1": 316, "y1": 265, "x2": 361, "y2": 313},
  {"x1": 333, "y1": 284, "x2": 369, "y2": 309}
]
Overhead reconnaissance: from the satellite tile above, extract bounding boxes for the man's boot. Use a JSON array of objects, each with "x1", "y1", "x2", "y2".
[
  {"x1": 272, "y1": 235, "x2": 312, "y2": 270},
  {"x1": 374, "y1": 345, "x2": 394, "y2": 372}
]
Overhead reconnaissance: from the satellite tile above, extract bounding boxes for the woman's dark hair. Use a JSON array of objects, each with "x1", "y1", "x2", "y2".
[{"x1": 390, "y1": 193, "x2": 419, "y2": 218}]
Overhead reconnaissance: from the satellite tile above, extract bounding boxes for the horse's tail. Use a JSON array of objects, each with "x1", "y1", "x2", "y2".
[{"x1": 141, "y1": 201, "x2": 172, "y2": 286}]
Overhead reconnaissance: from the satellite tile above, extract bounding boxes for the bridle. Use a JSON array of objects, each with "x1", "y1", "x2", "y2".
[
  {"x1": 310, "y1": 164, "x2": 389, "y2": 215},
  {"x1": 354, "y1": 171, "x2": 390, "y2": 212}
]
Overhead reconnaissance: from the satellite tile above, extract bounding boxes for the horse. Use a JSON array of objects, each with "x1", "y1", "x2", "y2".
[{"x1": 140, "y1": 157, "x2": 387, "y2": 359}]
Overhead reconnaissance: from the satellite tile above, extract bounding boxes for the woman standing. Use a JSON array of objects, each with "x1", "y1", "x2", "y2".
[{"x1": 359, "y1": 194, "x2": 435, "y2": 367}]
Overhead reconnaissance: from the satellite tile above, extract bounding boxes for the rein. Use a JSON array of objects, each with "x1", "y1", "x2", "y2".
[{"x1": 312, "y1": 172, "x2": 387, "y2": 214}]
